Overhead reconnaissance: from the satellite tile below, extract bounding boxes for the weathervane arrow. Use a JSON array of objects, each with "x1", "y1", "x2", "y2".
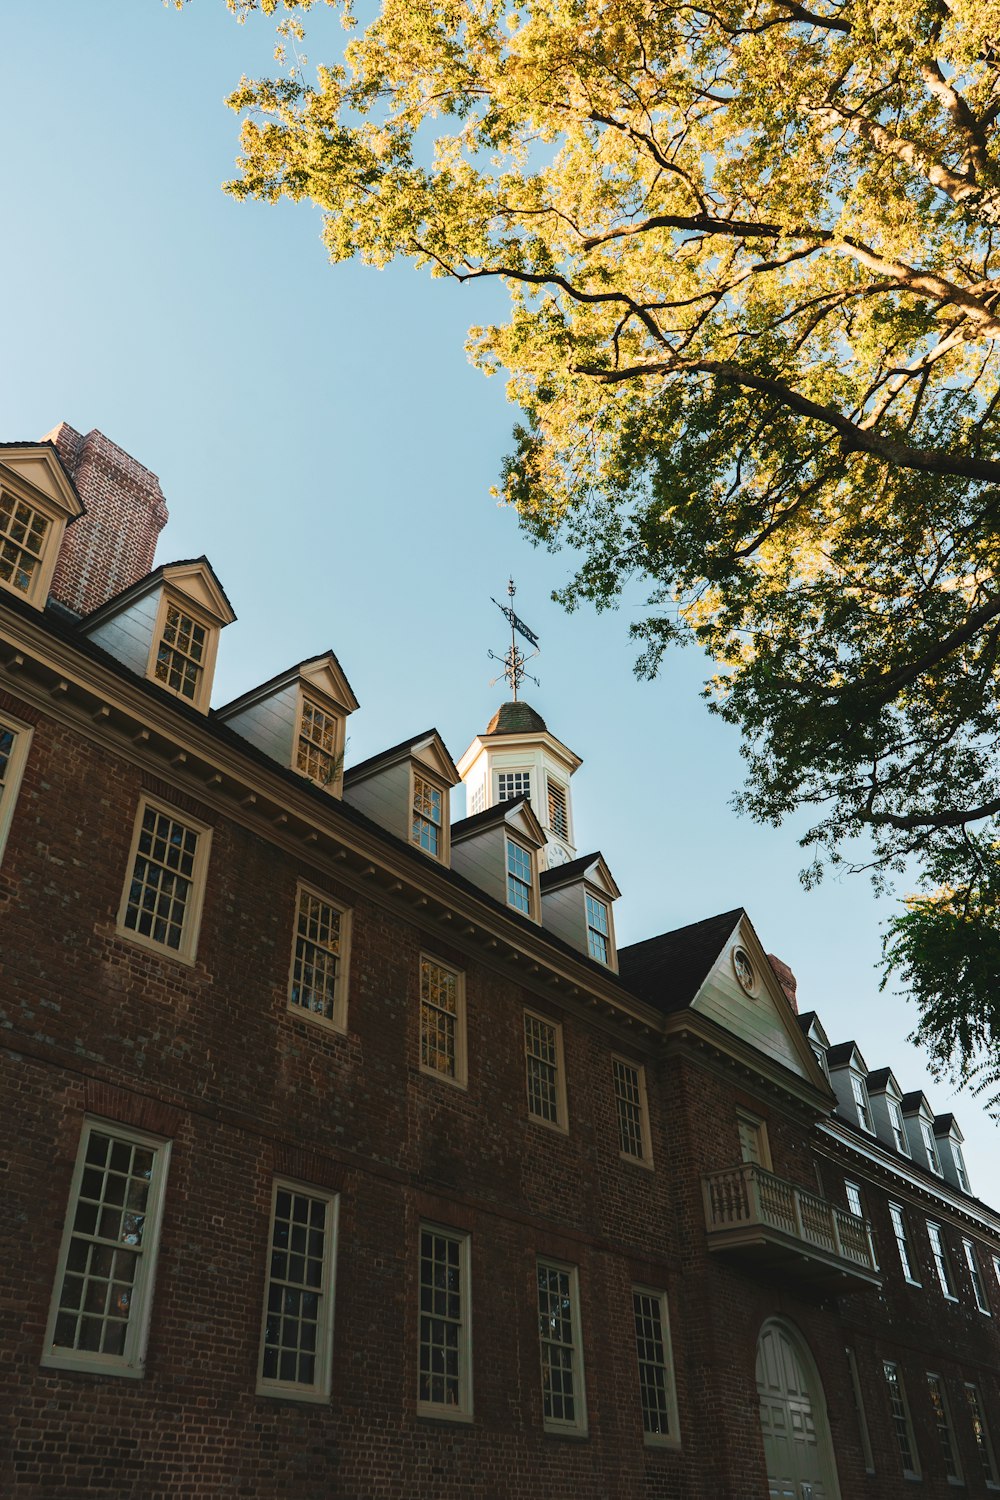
[{"x1": 488, "y1": 578, "x2": 540, "y2": 700}]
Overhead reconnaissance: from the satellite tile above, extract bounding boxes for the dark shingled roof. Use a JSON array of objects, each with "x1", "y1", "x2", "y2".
[
  {"x1": 866, "y1": 1067, "x2": 893, "y2": 1091},
  {"x1": 450, "y1": 797, "x2": 528, "y2": 840},
  {"x1": 617, "y1": 908, "x2": 743, "y2": 1016},
  {"x1": 796, "y1": 1010, "x2": 818, "y2": 1033},
  {"x1": 900, "y1": 1090, "x2": 929, "y2": 1113},
  {"x1": 344, "y1": 729, "x2": 441, "y2": 782},
  {"x1": 934, "y1": 1112, "x2": 957, "y2": 1133},
  {"x1": 539, "y1": 853, "x2": 604, "y2": 889},
  {"x1": 484, "y1": 700, "x2": 548, "y2": 735},
  {"x1": 825, "y1": 1041, "x2": 858, "y2": 1067}
]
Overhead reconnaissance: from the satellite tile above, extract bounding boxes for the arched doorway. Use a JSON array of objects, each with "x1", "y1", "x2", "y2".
[{"x1": 756, "y1": 1320, "x2": 841, "y2": 1500}]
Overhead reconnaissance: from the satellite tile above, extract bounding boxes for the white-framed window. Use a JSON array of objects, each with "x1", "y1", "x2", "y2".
[
  {"x1": 966, "y1": 1382, "x2": 1000, "y2": 1487},
  {"x1": 468, "y1": 782, "x2": 486, "y2": 817},
  {"x1": 613, "y1": 1057, "x2": 652, "y2": 1164},
  {"x1": 537, "y1": 1259, "x2": 586, "y2": 1435},
  {"x1": 257, "y1": 1179, "x2": 338, "y2": 1401},
  {"x1": 0, "y1": 487, "x2": 51, "y2": 599},
  {"x1": 963, "y1": 1239, "x2": 991, "y2": 1314},
  {"x1": 417, "y1": 1225, "x2": 472, "y2": 1419},
  {"x1": 922, "y1": 1121, "x2": 943, "y2": 1174},
  {"x1": 585, "y1": 891, "x2": 611, "y2": 965},
  {"x1": 846, "y1": 1347, "x2": 875, "y2": 1474},
  {"x1": 149, "y1": 595, "x2": 215, "y2": 709},
  {"x1": 0, "y1": 711, "x2": 32, "y2": 866},
  {"x1": 884, "y1": 1361, "x2": 921, "y2": 1479},
  {"x1": 888, "y1": 1202, "x2": 920, "y2": 1285},
  {"x1": 737, "y1": 1111, "x2": 772, "y2": 1170},
  {"x1": 524, "y1": 1010, "x2": 567, "y2": 1131},
  {"x1": 288, "y1": 882, "x2": 351, "y2": 1032},
  {"x1": 852, "y1": 1075, "x2": 874, "y2": 1132},
  {"x1": 411, "y1": 771, "x2": 445, "y2": 859},
  {"x1": 42, "y1": 1119, "x2": 171, "y2": 1378},
  {"x1": 546, "y1": 778, "x2": 569, "y2": 839},
  {"x1": 845, "y1": 1181, "x2": 864, "y2": 1220},
  {"x1": 953, "y1": 1142, "x2": 971, "y2": 1193},
  {"x1": 419, "y1": 955, "x2": 466, "y2": 1086},
  {"x1": 632, "y1": 1287, "x2": 679, "y2": 1445},
  {"x1": 887, "y1": 1098, "x2": 910, "y2": 1154},
  {"x1": 117, "y1": 797, "x2": 211, "y2": 963},
  {"x1": 993, "y1": 1253, "x2": 1000, "y2": 1292},
  {"x1": 927, "y1": 1221, "x2": 957, "y2": 1300},
  {"x1": 506, "y1": 835, "x2": 537, "y2": 917},
  {"x1": 295, "y1": 695, "x2": 343, "y2": 791},
  {"x1": 927, "y1": 1373, "x2": 963, "y2": 1483},
  {"x1": 497, "y1": 770, "x2": 531, "y2": 803}
]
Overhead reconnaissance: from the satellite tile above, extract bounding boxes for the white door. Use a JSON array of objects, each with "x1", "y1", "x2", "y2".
[{"x1": 756, "y1": 1324, "x2": 837, "y2": 1500}]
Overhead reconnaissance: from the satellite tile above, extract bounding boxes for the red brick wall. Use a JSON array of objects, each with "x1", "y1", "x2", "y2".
[{"x1": 44, "y1": 422, "x2": 169, "y2": 616}]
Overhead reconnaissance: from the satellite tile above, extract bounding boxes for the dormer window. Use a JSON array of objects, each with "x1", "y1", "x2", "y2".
[
  {"x1": 888, "y1": 1099, "x2": 909, "y2": 1155},
  {"x1": 506, "y1": 836, "x2": 536, "y2": 916},
  {"x1": 586, "y1": 892, "x2": 611, "y2": 964},
  {"x1": 954, "y1": 1143, "x2": 971, "y2": 1194},
  {"x1": 296, "y1": 695, "x2": 343, "y2": 789},
  {"x1": 153, "y1": 600, "x2": 207, "y2": 701},
  {"x1": 922, "y1": 1121, "x2": 942, "y2": 1174},
  {"x1": 0, "y1": 491, "x2": 49, "y2": 597},
  {"x1": 852, "y1": 1075, "x2": 874, "y2": 1133},
  {"x1": 411, "y1": 771, "x2": 445, "y2": 858},
  {"x1": 498, "y1": 770, "x2": 531, "y2": 803}
]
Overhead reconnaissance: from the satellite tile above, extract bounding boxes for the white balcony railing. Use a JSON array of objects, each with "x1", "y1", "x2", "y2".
[{"x1": 703, "y1": 1163, "x2": 879, "y2": 1281}]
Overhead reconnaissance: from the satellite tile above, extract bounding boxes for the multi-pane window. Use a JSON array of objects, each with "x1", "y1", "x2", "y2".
[
  {"x1": 119, "y1": 800, "x2": 207, "y2": 960},
  {"x1": 0, "y1": 714, "x2": 31, "y2": 865},
  {"x1": 963, "y1": 1239, "x2": 991, "y2": 1313},
  {"x1": 524, "y1": 1011, "x2": 565, "y2": 1128},
  {"x1": 613, "y1": 1057, "x2": 651, "y2": 1163},
  {"x1": 296, "y1": 697, "x2": 341, "y2": 788},
  {"x1": 852, "y1": 1075, "x2": 873, "y2": 1132},
  {"x1": 420, "y1": 956, "x2": 465, "y2": 1085},
  {"x1": 966, "y1": 1383, "x2": 1000, "y2": 1486},
  {"x1": 845, "y1": 1181, "x2": 864, "y2": 1220},
  {"x1": 633, "y1": 1289, "x2": 678, "y2": 1443},
  {"x1": 922, "y1": 1121, "x2": 942, "y2": 1173},
  {"x1": 887, "y1": 1099, "x2": 909, "y2": 1154},
  {"x1": 258, "y1": 1181, "x2": 338, "y2": 1399},
  {"x1": 0, "y1": 488, "x2": 49, "y2": 596},
  {"x1": 737, "y1": 1112, "x2": 770, "y2": 1169},
  {"x1": 846, "y1": 1347, "x2": 875, "y2": 1474},
  {"x1": 537, "y1": 1260, "x2": 586, "y2": 1434},
  {"x1": 884, "y1": 1361, "x2": 921, "y2": 1478},
  {"x1": 993, "y1": 1254, "x2": 1000, "y2": 1293},
  {"x1": 547, "y1": 778, "x2": 568, "y2": 839},
  {"x1": 927, "y1": 1221, "x2": 957, "y2": 1299},
  {"x1": 153, "y1": 602, "x2": 206, "y2": 701},
  {"x1": 953, "y1": 1142, "x2": 971, "y2": 1193},
  {"x1": 927, "y1": 1373, "x2": 962, "y2": 1483},
  {"x1": 586, "y1": 892, "x2": 611, "y2": 964},
  {"x1": 889, "y1": 1203, "x2": 919, "y2": 1284},
  {"x1": 497, "y1": 770, "x2": 531, "y2": 803},
  {"x1": 469, "y1": 782, "x2": 486, "y2": 816},
  {"x1": 418, "y1": 1226, "x2": 472, "y2": 1417},
  {"x1": 43, "y1": 1121, "x2": 169, "y2": 1375},
  {"x1": 506, "y1": 837, "x2": 534, "y2": 916},
  {"x1": 289, "y1": 884, "x2": 349, "y2": 1030},
  {"x1": 412, "y1": 773, "x2": 443, "y2": 857}
]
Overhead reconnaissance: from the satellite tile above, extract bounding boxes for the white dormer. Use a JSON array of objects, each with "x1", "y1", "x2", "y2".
[
  {"x1": 217, "y1": 652, "x2": 359, "y2": 797},
  {"x1": 343, "y1": 730, "x2": 459, "y2": 864},
  {"x1": 866, "y1": 1068, "x2": 911, "y2": 1157},
  {"x1": 540, "y1": 853, "x2": 622, "y2": 970},
  {"x1": 934, "y1": 1115, "x2": 973, "y2": 1195},
  {"x1": 826, "y1": 1042, "x2": 875, "y2": 1134},
  {"x1": 0, "y1": 442, "x2": 84, "y2": 608},
  {"x1": 81, "y1": 558, "x2": 235, "y2": 713},
  {"x1": 901, "y1": 1092, "x2": 943, "y2": 1176},
  {"x1": 451, "y1": 797, "x2": 546, "y2": 921},
  {"x1": 457, "y1": 700, "x2": 581, "y2": 870}
]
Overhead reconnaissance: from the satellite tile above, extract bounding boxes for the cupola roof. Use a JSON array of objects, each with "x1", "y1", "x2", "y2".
[{"x1": 483, "y1": 700, "x2": 548, "y2": 735}]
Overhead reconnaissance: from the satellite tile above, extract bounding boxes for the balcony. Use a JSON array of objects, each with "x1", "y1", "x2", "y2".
[{"x1": 702, "y1": 1164, "x2": 881, "y2": 1293}]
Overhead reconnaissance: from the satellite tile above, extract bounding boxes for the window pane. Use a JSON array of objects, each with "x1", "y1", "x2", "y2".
[
  {"x1": 524, "y1": 1013, "x2": 560, "y2": 1123},
  {"x1": 418, "y1": 1228, "x2": 467, "y2": 1411},
  {"x1": 613, "y1": 1059, "x2": 646, "y2": 1159},
  {"x1": 260, "y1": 1186, "x2": 332, "y2": 1392},
  {"x1": 420, "y1": 958, "x2": 460, "y2": 1079},
  {"x1": 633, "y1": 1291, "x2": 674, "y2": 1438},
  {"x1": 290, "y1": 888, "x2": 343, "y2": 1023}
]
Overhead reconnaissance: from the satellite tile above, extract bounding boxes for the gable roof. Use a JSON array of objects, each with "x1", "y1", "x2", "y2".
[
  {"x1": 826, "y1": 1040, "x2": 870, "y2": 1072},
  {"x1": 451, "y1": 795, "x2": 546, "y2": 848},
  {"x1": 618, "y1": 909, "x2": 744, "y2": 1015},
  {"x1": 80, "y1": 556, "x2": 236, "y2": 627},
  {"x1": 540, "y1": 851, "x2": 621, "y2": 900},
  {"x1": 344, "y1": 728, "x2": 459, "y2": 787},
  {"x1": 218, "y1": 650, "x2": 359, "y2": 719}
]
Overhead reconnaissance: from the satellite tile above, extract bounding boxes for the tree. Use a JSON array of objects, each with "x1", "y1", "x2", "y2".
[{"x1": 222, "y1": 0, "x2": 1000, "y2": 1102}]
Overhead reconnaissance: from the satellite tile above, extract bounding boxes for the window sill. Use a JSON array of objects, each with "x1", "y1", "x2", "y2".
[
  {"x1": 416, "y1": 1405, "x2": 474, "y2": 1424},
  {"x1": 115, "y1": 925, "x2": 198, "y2": 967},
  {"x1": 542, "y1": 1425, "x2": 589, "y2": 1440},
  {"x1": 527, "y1": 1113, "x2": 569, "y2": 1137},
  {"x1": 419, "y1": 1064, "x2": 468, "y2": 1091},
  {"x1": 256, "y1": 1381, "x2": 331, "y2": 1405},
  {"x1": 619, "y1": 1151, "x2": 655, "y2": 1171},
  {"x1": 42, "y1": 1351, "x2": 144, "y2": 1380}
]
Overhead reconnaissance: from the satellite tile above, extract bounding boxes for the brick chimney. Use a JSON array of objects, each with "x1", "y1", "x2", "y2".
[
  {"x1": 44, "y1": 422, "x2": 169, "y2": 616},
  {"x1": 767, "y1": 953, "x2": 798, "y2": 1012}
]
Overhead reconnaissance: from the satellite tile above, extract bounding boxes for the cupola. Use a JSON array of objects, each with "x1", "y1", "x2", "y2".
[{"x1": 457, "y1": 700, "x2": 581, "y2": 870}]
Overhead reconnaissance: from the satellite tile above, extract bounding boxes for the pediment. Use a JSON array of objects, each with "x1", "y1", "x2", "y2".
[
  {"x1": 161, "y1": 560, "x2": 236, "y2": 625},
  {"x1": 690, "y1": 914, "x2": 828, "y2": 1086},
  {"x1": 503, "y1": 798, "x2": 546, "y2": 849},
  {"x1": 410, "y1": 730, "x2": 460, "y2": 787},
  {"x1": 0, "y1": 445, "x2": 84, "y2": 518},
  {"x1": 300, "y1": 652, "x2": 360, "y2": 716}
]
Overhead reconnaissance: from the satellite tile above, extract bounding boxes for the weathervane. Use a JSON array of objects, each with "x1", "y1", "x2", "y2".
[{"x1": 488, "y1": 578, "x2": 540, "y2": 701}]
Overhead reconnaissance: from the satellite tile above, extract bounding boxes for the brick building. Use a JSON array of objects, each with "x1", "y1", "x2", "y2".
[{"x1": 1, "y1": 425, "x2": 1000, "y2": 1499}]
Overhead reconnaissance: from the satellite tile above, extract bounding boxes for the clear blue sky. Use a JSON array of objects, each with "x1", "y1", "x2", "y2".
[{"x1": 2, "y1": 2, "x2": 996, "y2": 1194}]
